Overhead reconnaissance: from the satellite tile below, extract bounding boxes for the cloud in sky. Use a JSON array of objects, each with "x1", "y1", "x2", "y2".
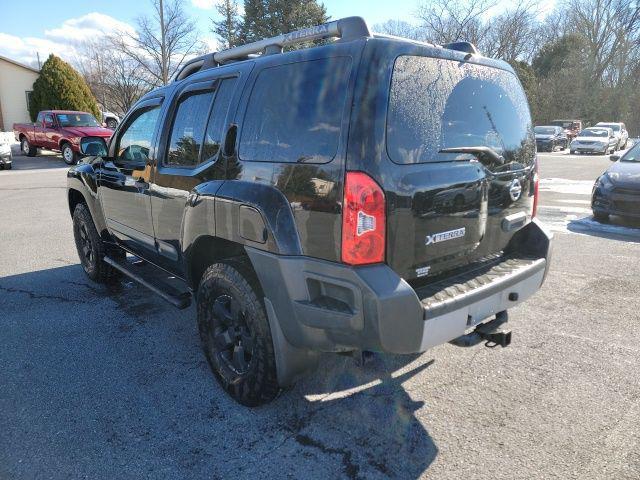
[
  {"x1": 0, "y1": 12, "x2": 135, "y2": 68},
  {"x1": 191, "y1": 0, "x2": 216, "y2": 9}
]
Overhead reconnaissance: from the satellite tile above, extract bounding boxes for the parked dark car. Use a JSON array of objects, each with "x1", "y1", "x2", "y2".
[
  {"x1": 66, "y1": 17, "x2": 551, "y2": 406},
  {"x1": 534, "y1": 125, "x2": 568, "y2": 152},
  {"x1": 592, "y1": 142, "x2": 640, "y2": 222},
  {"x1": 14, "y1": 110, "x2": 113, "y2": 165}
]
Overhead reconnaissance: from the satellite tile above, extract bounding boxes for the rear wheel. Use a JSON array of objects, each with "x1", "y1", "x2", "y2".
[
  {"x1": 197, "y1": 260, "x2": 279, "y2": 407},
  {"x1": 593, "y1": 211, "x2": 609, "y2": 223},
  {"x1": 21, "y1": 138, "x2": 36, "y2": 157},
  {"x1": 62, "y1": 143, "x2": 77, "y2": 165},
  {"x1": 106, "y1": 118, "x2": 118, "y2": 129},
  {"x1": 72, "y1": 203, "x2": 121, "y2": 283}
]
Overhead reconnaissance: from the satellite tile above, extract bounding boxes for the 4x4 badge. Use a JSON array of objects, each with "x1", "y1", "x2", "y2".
[{"x1": 425, "y1": 227, "x2": 466, "y2": 246}]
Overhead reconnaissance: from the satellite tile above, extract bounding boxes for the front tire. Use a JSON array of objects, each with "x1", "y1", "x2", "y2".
[
  {"x1": 106, "y1": 119, "x2": 118, "y2": 129},
  {"x1": 72, "y1": 203, "x2": 121, "y2": 283},
  {"x1": 197, "y1": 260, "x2": 279, "y2": 407},
  {"x1": 62, "y1": 143, "x2": 77, "y2": 165}
]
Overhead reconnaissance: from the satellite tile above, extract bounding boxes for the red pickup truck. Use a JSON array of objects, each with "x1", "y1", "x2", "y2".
[{"x1": 14, "y1": 110, "x2": 113, "y2": 165}]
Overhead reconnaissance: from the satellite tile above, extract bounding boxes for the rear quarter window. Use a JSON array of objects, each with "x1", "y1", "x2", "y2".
[
  {"x1": 386, "y1": 55, "x2": 534, "y2": 164},
  {"x1": 239, "y1": 56, "x2": 352, "y2": 164}
]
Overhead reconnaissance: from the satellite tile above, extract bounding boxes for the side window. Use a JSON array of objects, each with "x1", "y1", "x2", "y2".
[
  {"x1": 239, "y1": 57, "x2": 352, "y2": 163},
  {"x1": 166, "y1": 90, "x2": 215, "y2": 167},
  {"x1": 44, "y1": 114, "x2": 54, "y2": 125},
  {"x1": 116, "y1": 106, "x2": 161, "y2": 165},
  {"x1": 36, "y1": 112, "x2": 44, "y2": 124},
  {"x1": 201, "y1": 78, "x2": 236, "y2": 162}
]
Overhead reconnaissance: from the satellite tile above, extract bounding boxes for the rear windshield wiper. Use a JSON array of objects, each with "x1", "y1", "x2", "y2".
[{"x1": 439, "y1": 146, "x2": 505, "y2": 166}]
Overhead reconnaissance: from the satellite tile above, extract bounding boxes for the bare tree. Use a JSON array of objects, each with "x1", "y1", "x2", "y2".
[
  {"x1": 116, "y1": 0, "x2": 200, "y2": 86},
  {"x1": 417, "y1": 0, "x2": 498, "y2": 45},
  {"x1": 566, "y1": 0, "x2": 640, "y2": 84},
  {"x1": 75, "y1": 38, "x2": 151, "y2": 115},
  {"x1": 481, "y1": 0, "x2": 542, "y2": 62},
  {"x1": 372, "y1": 19, "x2": 426, "y2": 41}
]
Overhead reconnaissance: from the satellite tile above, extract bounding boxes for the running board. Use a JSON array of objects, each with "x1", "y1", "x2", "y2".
[{"x1": 103, "y1": 255, "x2": 192, "y2": 309}]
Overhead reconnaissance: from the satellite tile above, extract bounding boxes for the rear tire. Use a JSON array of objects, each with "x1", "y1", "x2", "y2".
[
  {"x1": 21, "y1": 138, "x2": 37, "y2": 157},
  {"x1": 197, "y1": 260, "x2": 280, "y2": 407},
  {"x1": 62, "y1": 143, "x2": 77, "y2": 165},
  {"x1": 593, "y1": 211, "x2": 609, "y2": 223},
  {"x1": 72, "y1": 203, "x2": 121, "y2": 283},
  {"x1": 106, "y1": 119, "x2": 118, "y2": 129}
]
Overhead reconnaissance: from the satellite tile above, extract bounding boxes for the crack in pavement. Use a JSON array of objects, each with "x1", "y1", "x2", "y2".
[{"x1": 0, "y1": 284, "x2": 88, "y2": 304}]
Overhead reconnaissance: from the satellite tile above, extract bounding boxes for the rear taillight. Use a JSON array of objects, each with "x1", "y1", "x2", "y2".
[
  {"x1": 532, "y1": 163, "x2": 540, "y2": 218},
  {"x1": 341, "y1": 172, "x2": 386, "y2": 265}
]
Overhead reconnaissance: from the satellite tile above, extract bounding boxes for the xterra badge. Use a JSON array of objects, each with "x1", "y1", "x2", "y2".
[{"x1": 425, "y1": 227, "x2": 466, "y2": 246}]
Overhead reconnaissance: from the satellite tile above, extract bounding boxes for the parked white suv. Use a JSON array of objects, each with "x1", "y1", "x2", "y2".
[{"x1": 596, "y1": 122, "x2": 628, "y2": 150}]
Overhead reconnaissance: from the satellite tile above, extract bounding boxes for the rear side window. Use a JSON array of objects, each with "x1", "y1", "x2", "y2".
[
  {"x1": 166, "y1": 91, "x2": 215, "y2": 167},
  {"x1": 387, "y1": 55, "x2": 533, "y2": 164},
  {"x1": 202, "y1": 78, "x2": 236, "y2": 162},
  {"x1": 239, "y1": 57, "x2": 352, "y2": 163}
]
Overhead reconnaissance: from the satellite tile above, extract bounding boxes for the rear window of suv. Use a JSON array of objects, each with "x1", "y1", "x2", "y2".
[
  {"x1": 239, "y1": 57, "x2": 352, "y2": 163},
  {"x1": 387, "y1": 55, "x2": 534, "y2": 164}
]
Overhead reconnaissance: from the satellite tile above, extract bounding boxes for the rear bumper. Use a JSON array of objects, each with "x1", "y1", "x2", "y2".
[{"x1": 247, "y1": 219, "x2": 552, "y2": 356}]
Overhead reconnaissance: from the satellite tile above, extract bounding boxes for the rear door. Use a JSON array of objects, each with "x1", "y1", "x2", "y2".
[
  {"x1": 349, "y1": 47, "x2": 536, "y2": 281},
  {"x1": 150, "y1": 67, "x2": 247, "y2": 274}
]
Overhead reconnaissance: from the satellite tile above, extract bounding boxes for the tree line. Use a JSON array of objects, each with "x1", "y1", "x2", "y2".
[
  {"x1": 34, "y1": 0, "x2": 640, "y2": 136},
  {"x1": 377, "y1": 0, "x2": 640, "y2": 134}
]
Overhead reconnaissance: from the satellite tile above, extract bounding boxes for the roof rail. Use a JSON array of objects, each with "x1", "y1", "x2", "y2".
[
  {"x1": 442, "y1": 41, "x2": 480, "y2": 55},
  {"x1": 173, "y1": 16, "x2": 371, "y2": 81}
]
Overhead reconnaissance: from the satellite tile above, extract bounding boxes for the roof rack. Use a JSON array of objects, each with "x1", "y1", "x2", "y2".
[
  {"x1": 174, "y1": 16, "x2": 371, "y2": 82},
  {"x1": 442, "y1": 41, "x2": 479, "y2": 55}
]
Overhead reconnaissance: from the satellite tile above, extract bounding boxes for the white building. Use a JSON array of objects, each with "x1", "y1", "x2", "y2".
[{"x1": 0, "y1": 55, "x2": 40, "y2": 131}]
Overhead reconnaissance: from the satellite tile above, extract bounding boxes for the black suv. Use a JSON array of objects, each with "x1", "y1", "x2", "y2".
[{"x1": 67, "y1": 17, "x2": 552, "y2": 406}]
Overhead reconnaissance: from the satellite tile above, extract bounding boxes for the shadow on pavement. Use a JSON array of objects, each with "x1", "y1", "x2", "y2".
[
  {"x1": 567, "y1": 215, "x2": 640, "y2": 243},
  {"x1": 8, "y1": 145, "x2": 67, "y2": 171},
  {"x1": 0, "y1": 264, "x2": 437, "y2": 479}
]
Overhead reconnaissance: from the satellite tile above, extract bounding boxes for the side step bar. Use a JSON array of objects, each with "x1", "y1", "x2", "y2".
[{"x1": 103, "y1": 255, "x2": 192, "y2": 309}]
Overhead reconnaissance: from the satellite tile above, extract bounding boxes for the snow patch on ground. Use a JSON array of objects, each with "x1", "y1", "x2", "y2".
[
  {"x1": 0, "y1": 132, "x2": 17, "y2": 145},
  {"x1": 544, "y1": 213, "x2": 640, "y2": 240},
  {"x1": 539, "y1": 178, "x2": 594, "y2": 196}
]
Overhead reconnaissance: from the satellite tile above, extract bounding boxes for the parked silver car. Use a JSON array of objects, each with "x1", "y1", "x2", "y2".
[
  {"x1": 570, "y1": 127, "x2": 617, "y2": 155},
  {"x1": 595, "y1": 122, "x2": 628, "y2": 150}
]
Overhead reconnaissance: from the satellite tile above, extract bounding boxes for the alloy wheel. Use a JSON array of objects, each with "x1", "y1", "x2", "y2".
[{"x1": 210, "y1": 294, "x2": 254, "y2": 377}]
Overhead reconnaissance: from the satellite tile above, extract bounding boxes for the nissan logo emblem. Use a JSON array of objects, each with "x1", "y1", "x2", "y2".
[{"x1": 509, "y1": 179, "x2": 522, "y2": 201}]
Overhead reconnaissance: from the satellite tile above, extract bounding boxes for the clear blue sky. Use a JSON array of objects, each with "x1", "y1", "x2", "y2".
[
  {"x1": 0, "y1": 0, "x2": 553, "y2": 66},
  {"x1": 0, "y1": 0, "x2": 419, "y2": 39}
]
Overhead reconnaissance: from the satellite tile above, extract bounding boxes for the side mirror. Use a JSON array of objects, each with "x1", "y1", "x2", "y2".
[
  {"x1": 80, "y1": 136, "x2": 108, "y2": 157},
  {"x1": 223, "y1": 124, "x2": 238, "y2": 158},
  {"x1": 101, "y1": 122, "x2": 107, "y2": 128},
  {"x1": 44, "y1": 121, "x2": 55, "y2": 128},
  {"x1": 610, "y1": 154, "x2": 620, "y2": 162}
]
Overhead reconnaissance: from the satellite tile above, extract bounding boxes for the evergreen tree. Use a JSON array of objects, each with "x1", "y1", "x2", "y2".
[
  {"x1": 212, "y1": 0, "x2": 242, "y2": 49},
  {"x1": 241, "y1": 0, "x2": 328, "y2": 43},
  {"x1": 29, "y1": 55, "x2": 99, "y2": 121}
]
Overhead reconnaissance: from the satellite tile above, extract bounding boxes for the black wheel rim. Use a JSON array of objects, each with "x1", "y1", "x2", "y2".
[
  {"x1": 210, "y1": 294, "x2": 254, "y2": 377},
  {"x1": 78, "y1": 222, "x2": 94, "y2": 265}
]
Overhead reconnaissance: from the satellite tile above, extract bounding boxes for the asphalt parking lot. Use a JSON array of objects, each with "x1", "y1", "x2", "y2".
[{"x1": 1, "y1": 147, "x2": 639, "y2": 479}]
